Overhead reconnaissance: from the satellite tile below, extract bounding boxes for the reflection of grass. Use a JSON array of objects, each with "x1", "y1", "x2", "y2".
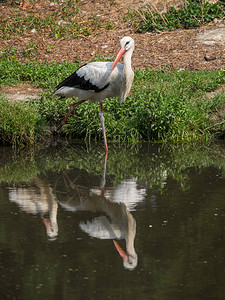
[
  {"x1": 0, "y1": 158, "x2": 39, "y2": 183},
  {"x1": 1, "y1": 142, "x2": 225, "y2": 192},
  {"x1": 0, "y1": 58, "x2": 225, "y2": 146}
]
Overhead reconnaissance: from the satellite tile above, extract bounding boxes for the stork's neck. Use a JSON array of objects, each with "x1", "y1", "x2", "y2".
[
  {"x1": 123, "y1": 50, "x2": 133, "y2": 75},
  {"x1": 125, "y1": 212, "x2": 136, "y2": 257},
  {"x1": 119, "y1": 49, "x2": 134, "y2": 103}
]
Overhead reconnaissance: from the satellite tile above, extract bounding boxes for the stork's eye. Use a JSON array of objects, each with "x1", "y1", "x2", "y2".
[{"x1": 125, "y1": 41, "x2": 130, "y2": 47}]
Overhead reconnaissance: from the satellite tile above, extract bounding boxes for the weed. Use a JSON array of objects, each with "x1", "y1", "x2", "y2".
[
  {"x1": 104, "y1": 20, "x2": 115, "y2": 30},
  {"x1": 126, "y1": 0, "x2": 225, "y2": 32}
]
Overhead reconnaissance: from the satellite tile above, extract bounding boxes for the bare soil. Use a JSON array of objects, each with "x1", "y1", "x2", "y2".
[
  {"x1": 0, "y1": 83, "x2": 42, "y2": 101},
  {"x1": 1, "y1": 0, "x2": 225, "y2": 69}
]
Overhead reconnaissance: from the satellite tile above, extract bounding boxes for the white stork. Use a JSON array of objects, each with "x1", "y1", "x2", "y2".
[{"x1": 54, "y1": 36, "x2": 135, "y2": 152}]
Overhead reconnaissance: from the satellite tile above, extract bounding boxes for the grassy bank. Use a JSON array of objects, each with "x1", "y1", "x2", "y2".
[{"x1": 0, "y1": 57, "x2": 225, "y2": 146}]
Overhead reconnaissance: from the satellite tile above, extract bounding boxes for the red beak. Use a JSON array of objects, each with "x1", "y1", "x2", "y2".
[
  {"x1": 111, "y1": 48, "x2": 126, "y2": 71},
  {"x1": 42, "y1": 217, "x2": 51, "y2": 229},
  {"x1": 113, "y1": 240, "x2": 128, "y2": 260}
]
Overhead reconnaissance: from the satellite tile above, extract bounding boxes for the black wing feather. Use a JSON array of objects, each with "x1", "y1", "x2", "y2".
[{"x1": 55, "y1": 64, "x2": 109, "y2": 93}]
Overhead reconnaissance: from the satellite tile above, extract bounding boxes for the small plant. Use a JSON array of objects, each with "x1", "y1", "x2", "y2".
[
  {"x1": 91, "y1": 15, "x2": 115, "y2": 30},
  {"x1": 104, "y1": 20, "x2": 115, "y2": 30},
  {"x1": 126, "y1": 0, "x2": 225, "y2": 32}
]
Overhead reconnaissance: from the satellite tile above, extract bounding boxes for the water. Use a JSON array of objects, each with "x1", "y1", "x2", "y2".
[{"x1": 1, "y1": 141, "x2": 225, "y2": 300}]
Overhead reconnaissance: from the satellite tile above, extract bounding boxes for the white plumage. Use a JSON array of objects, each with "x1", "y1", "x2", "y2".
[
  {"x1": 8, "y1": 178, "x2": 58, "y2": 239},
  {"x1": 58, "y1": 183, "x2": 138, "y2": 270},
  {"x1": 79, "y1": 216, "x2": 124, "y2": 240},
  {"x1": 54, "y1": 36, "x2": 135, "y2": 152}
]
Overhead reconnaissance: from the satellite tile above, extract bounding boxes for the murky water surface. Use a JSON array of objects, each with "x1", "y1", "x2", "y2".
[{"x1": 1, "y1": 141, "x2": 225, "y2": 300}]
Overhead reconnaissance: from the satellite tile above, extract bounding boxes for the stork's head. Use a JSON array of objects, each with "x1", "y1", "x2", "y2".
[
  {"x1": 113, "y1": 240, "x2": 138, "y2": 271},
  {"x1": 42, "y1": 217, "x2": 58, "y2": 240},
  {"x1": 120, "y1": 36, "x2": 135, "y2": 52},
  {"x1": 111, "y1": 36, "x2": 135, "y2": 71}
]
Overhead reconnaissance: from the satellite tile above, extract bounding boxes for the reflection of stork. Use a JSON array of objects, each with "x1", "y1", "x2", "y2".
[
  {"x1": 79, "y1": 202, "x2": 137, "y2": 270},
  {"x1": 8, "y1": 178, "x2": 58, "y2": 239},
  {"x1": 56, "y1": 154, "x2": 140, "y2": 270}
]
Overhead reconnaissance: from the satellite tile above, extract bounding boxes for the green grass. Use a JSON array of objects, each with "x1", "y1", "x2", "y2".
[
  {"x1": 126, "y1": 0, "x2": 225, "y2": 32},
  {"x1": 0, "y1": 56, "x2": 225, "y2": 146},
  {"x1": 0, "y1": 94, "x2": 43, "y2": 146}
]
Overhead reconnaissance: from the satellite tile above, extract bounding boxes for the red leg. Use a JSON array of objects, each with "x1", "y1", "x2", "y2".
[
  {"x1": 62, "y1": 99, "x2": 86, "y2": 125},
  {"x1": 99, "y1": 103, "x2": 108, "y2": 152}
]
